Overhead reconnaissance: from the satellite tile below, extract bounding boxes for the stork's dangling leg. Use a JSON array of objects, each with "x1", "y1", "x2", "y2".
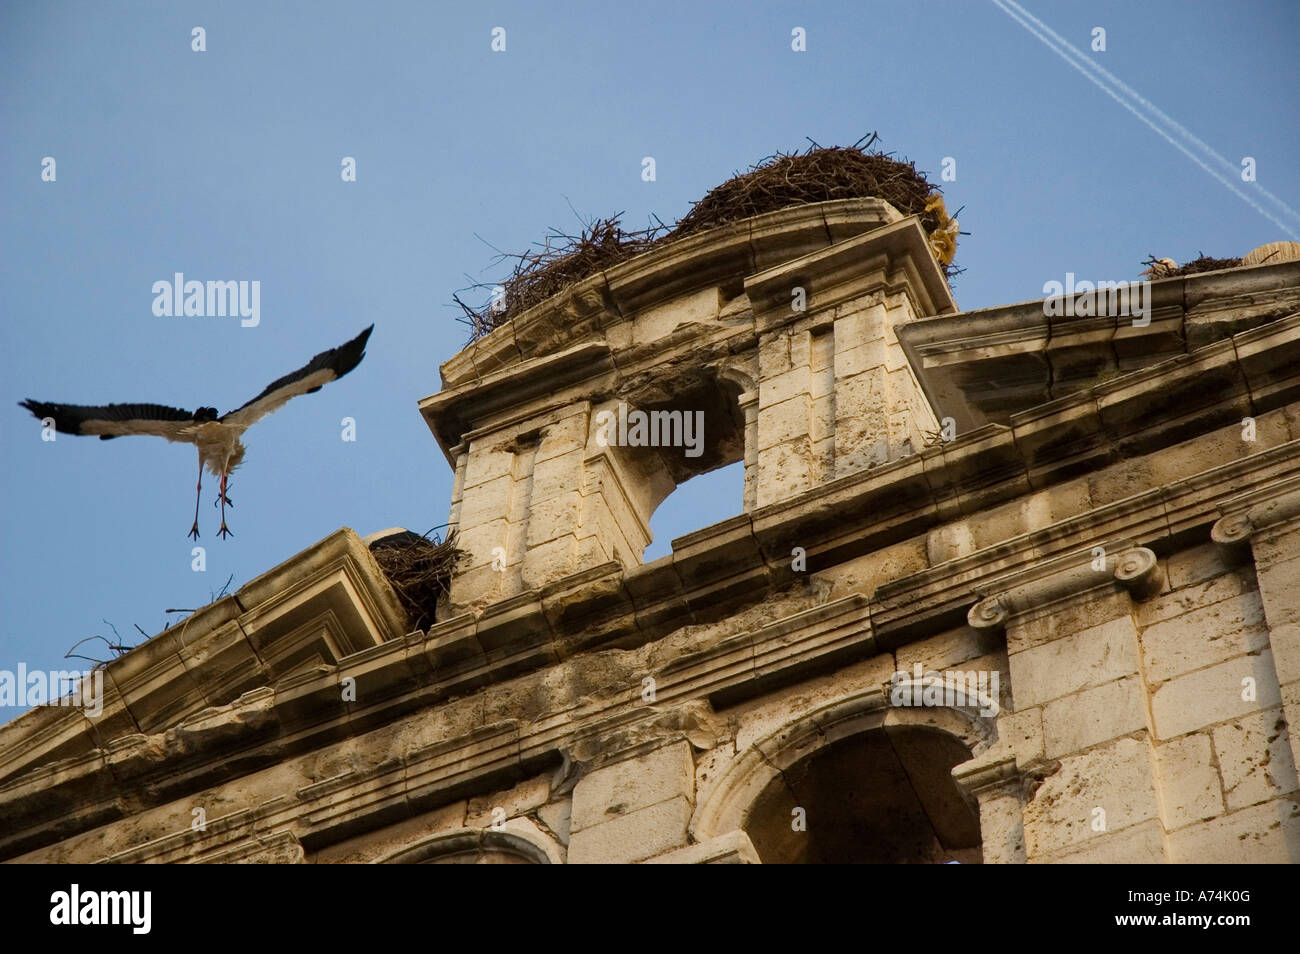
[
  {"x1": 217, "y1": 468, "x2": 233, "y2": 538},
  {"x1": 188, "y1": 454, "x2": 203, "y2": 540}
]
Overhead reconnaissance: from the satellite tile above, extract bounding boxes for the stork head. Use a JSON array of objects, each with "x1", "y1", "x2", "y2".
[{"x1": 194, "y1": 406, "x2": 218, "y2": 422}]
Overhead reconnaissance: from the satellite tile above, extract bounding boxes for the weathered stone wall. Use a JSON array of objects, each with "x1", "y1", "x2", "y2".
[{"x1": 4, "y1": 203, "x2": 1300, "y2": 864}]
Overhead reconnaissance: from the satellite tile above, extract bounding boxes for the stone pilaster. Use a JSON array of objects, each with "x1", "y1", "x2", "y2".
[
  {"x1": 1211, "y1": 478, "x2": 1300, "y2": 778},
  {"x1": 744, "y1": 218, "x2": 952, "y2": 509},
  {"x1": 958, "y1": 544, "x2": 1167, "y2": 863},
  {"x1": 563, "y1": 702, "x2": 724, "y2": 865}
]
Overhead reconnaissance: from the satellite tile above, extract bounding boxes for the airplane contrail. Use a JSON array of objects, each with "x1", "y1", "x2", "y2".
[
  {"x1": 991, "y1": 0, "x2": 1300, "y2": 239},
  {"x1": 1000, "y1": 0, "x2": 1300, "y2": 228}
]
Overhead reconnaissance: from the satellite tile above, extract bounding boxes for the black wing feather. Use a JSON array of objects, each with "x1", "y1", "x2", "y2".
[
  {"x1": 18, "y1": 400, "x2": 199, "y2": 441},
  {"x1": 219, "y1": 324, "x2": 373, "y2": 429}
]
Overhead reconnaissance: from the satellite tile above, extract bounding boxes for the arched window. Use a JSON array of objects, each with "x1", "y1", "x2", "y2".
[
  {"x1": 742, "y1": 725, "x2": 982, "y2": 863},
  {"x1": 644, "y1": 460, "x2": 745, "y2": 561},
  {"x1": 376, "y1": 828, "x2": 557, "y2": 864},
  {"x1": 625, "y1": 366, "x2": 754, "y2": 562},
  {"x1": 692, "y1": 688, "x2": 993, "y2": 864}
]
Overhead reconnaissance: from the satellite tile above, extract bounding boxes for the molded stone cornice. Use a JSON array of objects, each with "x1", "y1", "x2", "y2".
[
  {"x1": 0, "y1": 529, "x2": 405, "y2": 790},
  {"x1": 743, "y1": 215, "x2": 956, "y2": 331},
  {"x1": 899, "y1": 265, "x2": 1300, "y2": 432},
  {"x1": 1211, "y1": 474, "x2": 1300, "y2": 555},
  {"x1": 967, "y1": 544, "x2": 1162, "y2": 632},
  {"x1": 439, "y1": 199, "x2": 905, "y2": 390}
]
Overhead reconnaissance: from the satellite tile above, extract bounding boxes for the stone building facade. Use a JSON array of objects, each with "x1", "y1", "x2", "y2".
[{"x1": 3, "y1": 200, "x2": 1299, "y2": 863}]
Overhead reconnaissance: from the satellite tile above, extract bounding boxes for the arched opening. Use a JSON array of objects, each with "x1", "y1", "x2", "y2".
[
  {"x1": 742, "y1": 724, "x2": 983, "y2": 864},
  {"x1": 691, "y1": 689, "x2": 993, "y2": 865},
  {"x1": 376, "y1": 828, "x2": 555, "y2": 864},
  {"x1": 644, "y1": 460, "x2": 745, "y2": 561},
  {"x1": 621, "y1": 368, "x2": 751, "y2": 562}
]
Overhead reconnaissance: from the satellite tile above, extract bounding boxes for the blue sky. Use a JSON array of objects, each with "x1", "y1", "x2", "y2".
[{"x1": 2, "y1": 1, "x2": 1297, "y2": 709}]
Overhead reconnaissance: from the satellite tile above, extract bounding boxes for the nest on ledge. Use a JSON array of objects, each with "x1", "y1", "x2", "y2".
[
  {"x1": 455, "y1": 135, "x2": 956, "y2": 340},
  {"x1": 368, "y1": 530, "x2": 463, "y2": 632}
]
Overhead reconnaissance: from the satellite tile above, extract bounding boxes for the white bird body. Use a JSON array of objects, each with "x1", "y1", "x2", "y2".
[{"x1": 193, "y1": 423, "x2": 246, "y2": 479}]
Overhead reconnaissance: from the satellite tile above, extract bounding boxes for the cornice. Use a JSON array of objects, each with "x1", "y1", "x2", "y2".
[
  {"x1": 967, "y1": 544, "x2": 1162, "y2": 632},
  {"x1": 437, "y1": 199, "x2": 906, "y2": 390},
  {"x1": 1211, "y1": 473, "x2": 1300, "y2": 557},
  {"x1": 898, "y1": 264, "x2": 1300, "y2": 431}
]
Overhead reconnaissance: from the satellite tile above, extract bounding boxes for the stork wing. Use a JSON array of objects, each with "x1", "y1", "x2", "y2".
[
  {"x1": 18, "y1": 400, "x2": 202, "y2": 442},
  {"x1": 219, "y1": 325, "x2": 373, "y2": 430}
]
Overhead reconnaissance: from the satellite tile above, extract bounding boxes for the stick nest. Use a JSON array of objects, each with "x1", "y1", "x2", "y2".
[
  {"x1": 1165, "y1": 253, "x2": 1244, "y2": 277},
  {"x1": 368, "y1": 531, "x2": 463, "y2": 632},
  {"x1": 456, "y1": 138, "x2": 950, "y2": 340},
  {"x1": 669, "y1": 143, "x2": 942, "y2": 241}
]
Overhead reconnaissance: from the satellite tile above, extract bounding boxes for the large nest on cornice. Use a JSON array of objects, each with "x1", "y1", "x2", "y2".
[
  {"x1": 1165, "y1": 253, "x2": 1244, "y2": 277},
  {"x1": 454, "y1": 216, "x2": 664, "y2": 341},
  {"x1": 668, "y1": 139, "x2": 942, "y2": 240},
  {"x1": 455, "y1": 136, "x2": 953, "y2": 340},
  {"x1": 368, "y1": 530, "x2": 462, "y2": 631}
]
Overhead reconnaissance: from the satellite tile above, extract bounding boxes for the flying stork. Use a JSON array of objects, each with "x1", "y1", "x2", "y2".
[{"x1": 20, "y1": 324, "x2": 373, "y2": 540}]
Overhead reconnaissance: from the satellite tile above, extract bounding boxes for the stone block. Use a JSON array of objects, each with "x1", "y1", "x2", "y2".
[
  {"x1": 632, "y1": 286, "x2": 720, "y2": 346},
  {"x1": 834, "y1": 341, "x2": 886, "y2": 379},
  {"x1": 759, "y1": 366, "x2": 810, "y2": 409},
  {"x1": 536, "y1": 798, "x2": 572, "y2": 845},
  {"x1": 1272, "y1": 623, "x2": 1300, "y2": 686},
  {"x1": 895, "y1": 625, "x2": 1000, "y2": 674},
  {"x1": 530, "y1": 448, "x2": 584, "y2": 504},
  {"x1": 1034, "y1": 819, "x2": 1165, "y2": 863},
  {"x1": 1211, "y1": 708, "x2": 1298, "y2": 811},
  {"x1": 535, "y1": 411, "x2": 590, "y2": 464},
  {"x1": 457, "y1": 474, "x2": 515, "y2": 529},
  {"x1": 1167, "y1": 797, "x2": 1300, "y2": 863},
  {"x1": 454, "y1": 519, "x2": 508, "y2": 570},
  {"x1": 523, "y1": 491, "x2": 582, "y2": 549},
  {"x1": 1166, "y1": 543, "x2": 1235, "y2": 589},
  {"x1": 1042, "y1": 675, "x2": 1147, "y2": 757},
  {"x1": 1135, "y1": 569, "x2": 1257, "y2": 627},
  {"x1": 466, "y1": 773, "x2": 551, "y2": 828},
  {"x1": 757, "y1": 394, "x2": 809, "y2": 451},
  {"x1": 757, "y1": 438, "x2": 812, "y2": 507},
  {"x1": 1008, "y1": 616, "x2": 1140, "y2": 708},
  {"x1": 758, "y1": 332, "x2": 791, "y2": 378},
  {"x1": 519, "y1": 534, "x2": 580, "y2": 592},
  {"x1": 567, "y1": 795, "x2": 693, "y2": 864},
  {"x1": 1154, "y1": 732, "x2": 1224, "y2": 829},
  {"x1": 571, "y1": 740, "x2": 695, "y2": 832},
  {"x1": 1139, "y1": 588, "x2": 1269, "y2": 683},
  {"x1": 1005, "y1": 589, "x2": 1132, "y2": 655},
  {"x1": 463, "y1": 440, "x2": 515, "y2": 490},
  {"x1": 1151, "y1": 650, "x2": 1283, "y2": 739},
  {"x1": 449, "y1": 563, "x2": 506, "y2": 610},
  {"x1": 1023, "y1": 736, "x2": 1158, "y2": 857},
  {"x1": 993, "y1": 706, "x2": 1045, "y2": 764}
]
